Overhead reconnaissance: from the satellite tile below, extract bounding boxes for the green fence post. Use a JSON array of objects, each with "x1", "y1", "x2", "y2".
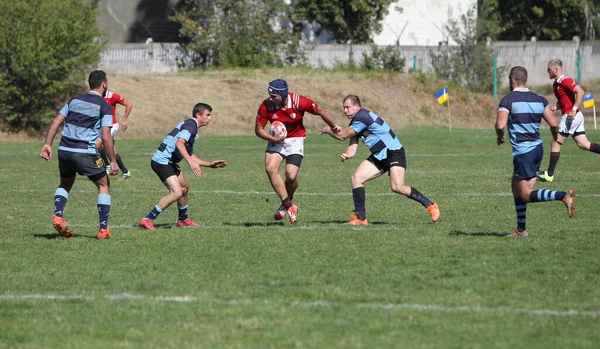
[
  {"x1": 577, "y1": 51, "x2": 581, "y2": 85},
  {"x1": 412, "y1": 55, "x2": 417, "y2": 73},
  {"x1": 493, "y1": 54, "x2": 497, "y2": 99}
]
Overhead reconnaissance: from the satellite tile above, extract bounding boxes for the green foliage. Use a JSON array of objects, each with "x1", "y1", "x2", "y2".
[
  {"x1": 172, "y1": 0, "x2": 305, "y2": 68},
  {"x1": 294, "y1": 0, "x2": 400, "y2": 44},
  {"x1": 360, "y1": 45, "x2": 405, "y2": 71},
  {"x1": 431, "y1": 6, "x2": 503, "y2": 94},
  {"x1": 0, "y1": 0, "x2": 105, "y2": 131},
  {"x1": 477, "y1": 0, "x2": 591, "y2": 40}
]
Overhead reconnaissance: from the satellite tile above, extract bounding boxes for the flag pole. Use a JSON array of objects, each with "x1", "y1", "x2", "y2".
[
  {"x1": 594, "y1": 104, "x2": 597, "y2": 130},
  {"x1": 448, "y1": 93, "x2": 452, "y2": 132}
]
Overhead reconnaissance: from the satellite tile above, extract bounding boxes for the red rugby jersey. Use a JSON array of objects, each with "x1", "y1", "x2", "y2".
[
  {"x1": 256, "y1": 92, "x2": 319, "y2": 138},
  {"x1": 553, "y1": 75, "x2": 578, "y2": 114},
  {"x1": 104, "y1": 91, "x2": 125, "y2": 124}
]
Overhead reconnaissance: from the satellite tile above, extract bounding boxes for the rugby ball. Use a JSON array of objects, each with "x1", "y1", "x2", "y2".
[{"x1": 269, "y1": 121, "x2": 287, "y2": 137}]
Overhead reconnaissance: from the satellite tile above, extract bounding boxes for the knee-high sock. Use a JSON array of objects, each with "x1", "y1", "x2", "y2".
[
  {"x1": 352, "y1": 187, "x2": 366, "y2": 220},
  {"x1": 54, "y1": 188, "x2": 69, "y2": 217}
]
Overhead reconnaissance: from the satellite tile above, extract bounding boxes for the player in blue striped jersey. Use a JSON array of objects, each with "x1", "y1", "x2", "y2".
[
  {"x1": 495, "y1": 66, "x2": 576, "y2": 238},
  {"x1": 139, "y1": 103, "x2": 227, "y2": 231},
  {"x1": 40, "y1": 70, "x2": 119, "y2": 239},
  {"x1": 321, "y1": 94, "x2": 440, "y2": 225}
]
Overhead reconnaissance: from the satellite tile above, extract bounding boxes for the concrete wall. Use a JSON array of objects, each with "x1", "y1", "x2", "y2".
[{"x1": 99, "y1": 40, "x2": 600, "y2": 87}]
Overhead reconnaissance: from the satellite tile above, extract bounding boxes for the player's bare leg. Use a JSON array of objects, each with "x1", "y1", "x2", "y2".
[
  {"x1": 175, "y1": 173, "x2": 197, "y2": 227},
  {"x1": 266, "y1": 152, "x2": 297, "y2": 222}
]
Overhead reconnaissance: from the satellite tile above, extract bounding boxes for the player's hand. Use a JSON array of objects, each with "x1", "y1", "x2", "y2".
[
  {"x1": 497, "y1": 136, "x2": 504, "y2": 146},
  {"x1": 340, "y1": 153, "x2": 351, "y2": 162},
  {"x1": 331, "y1": 125, "x2": 342, "y2": 134},
  {"x1": 110, "y1": 160, "x2": 120, "y2": 175},
  {"x1": 550, "y1": 106, "x2": 557, "y2": 113},
  {"x1": 320, "y1": 126, "x2": 331, "y2": 135},
  {"x1": 272, "y1": 132, "x2": 286, "y2": 143},
  {"x1": 120, "y1": 120, "x2": 128, "y2": 131},
  {"x1": 189, "y1": 161, "x2": 203, "y2": 177},
  {"x1": 40, "y1": 144, "x2": 52, "y2": 161},
  {"x1": 210, "y1": 160, "x2": 227, "y2": 168},
  {"x1": 568, "y1": 110, "x2": 576, "y2": 119}
]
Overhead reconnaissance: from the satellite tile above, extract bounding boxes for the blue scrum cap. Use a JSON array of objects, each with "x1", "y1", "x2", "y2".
[{"x1": 268, "y1": 79, "x2": 288, "y2": 101}]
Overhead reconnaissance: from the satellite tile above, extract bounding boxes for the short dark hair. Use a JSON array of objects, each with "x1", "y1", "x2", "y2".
[
  {"x1": 509, "y1": 66, "x2": 528, "y2": 85},
  {"x1": 343, "y1": 94, "x2": 361, "y2": 107},
  {"x1": 193, "y1": 102, "x2": 212, "y2": 117},
  {"x1": 88, "y1": 70, "x2": 107, "y2": 89}
]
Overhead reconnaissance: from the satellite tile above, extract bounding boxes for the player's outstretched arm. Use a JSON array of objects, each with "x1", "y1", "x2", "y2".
[
  {"x1": 321, "y1": 125, "x2": 356, "y2": 141},
  {"x1": 40, "y1": 113, "x2": 66, "y2": 161},
  {"x1": 314, "y1": 107, "x2": 340, "y2": 132},
  {"x1": 189, "y1": 154, "x2": 227, "y2": 168}
]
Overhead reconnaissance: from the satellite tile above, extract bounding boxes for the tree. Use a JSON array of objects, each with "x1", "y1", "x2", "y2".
[
  {"x1": 432, "y1": 6, "x2": 501, "y2": 93},
  {"x1": 477, "y1": 0, "x2": 590, "y2": 40},
  {"x1": 294, "y1": 0, "x2": 399, "y2": 44},
  {"x1": 172, "y1": 0, "x2": 304, "y2": 68},
  {"x1": 0, "y1": 0, "x2": 106, "y2": 131}
]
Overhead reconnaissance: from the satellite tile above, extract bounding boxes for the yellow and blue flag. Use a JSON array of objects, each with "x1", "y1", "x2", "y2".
[
  {"x1": 434, "y1": 88, "x2": 449, "y2": 104},
  {"x1": 583, "y1": 93, "x2": 595, "y2": 109}
]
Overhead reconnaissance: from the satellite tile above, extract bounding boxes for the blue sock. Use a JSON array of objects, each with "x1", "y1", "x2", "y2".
[
  {"x1": 97, "y1": 194, "x2": 111, "y2": 229},
  {"x1": 352, "y1": 187, "x2": 366, "y2": 220},
  {"x1": 514, "y1": 197, "x2": 527, "y2": 232},
  {"x1": 408, "y1": 187, "x2": 432, "y2": 207},
  {"x1": 529, "y1": 189, "x2": 566, "y2": 202},
  {"x1": 145, "y1": 205, "x2": 162, "y2": 220},
  {"x1": 178, "y1": 205, "x2": 189, "y2": 221},
  {"x1": 54, "y1": 188, "x2": 69, "y2": 217}
]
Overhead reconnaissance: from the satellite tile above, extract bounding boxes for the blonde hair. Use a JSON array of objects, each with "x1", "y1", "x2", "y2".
[{"x1": 548, "y1": 59, "x2": 563, "y2": 68}]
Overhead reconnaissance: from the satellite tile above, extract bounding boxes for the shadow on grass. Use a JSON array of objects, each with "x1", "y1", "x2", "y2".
[
  {"x1": 222, "y1": 222, "x2": 285, "y2": 227},
  {"x1": 33, "y1": 233, "x2": 98, "y2": 239},
  {"x1": 310, "y1": 220, "x2": 388, "y2": 225},
  {"x1": 449, "y1": 230, "x2": 508, "y2": 237}
]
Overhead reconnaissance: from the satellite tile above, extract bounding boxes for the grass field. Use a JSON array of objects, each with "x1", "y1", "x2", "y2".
[{"x1": 1, "y1": 128, "x2": 599, "y2": 348}]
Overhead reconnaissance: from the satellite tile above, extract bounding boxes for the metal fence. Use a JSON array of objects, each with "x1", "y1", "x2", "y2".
[{"x1": 99, "y1": 41, "x2": 600, "y2": 86}]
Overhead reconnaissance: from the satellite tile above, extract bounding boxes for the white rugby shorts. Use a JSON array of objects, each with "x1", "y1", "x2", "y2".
[
  {"x1": 558, "y1": 111, "x2": 585, "y2": 135},
  {"x1": 266, "y1": 137, "x2": 305, "y2": 157},
  {"x1": 110, "y1": 122, "x2": 120, "y2": 139}
]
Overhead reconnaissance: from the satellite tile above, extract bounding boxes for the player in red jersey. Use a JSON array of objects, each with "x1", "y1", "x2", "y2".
[
  {"x1": 537, "y1": 59, "x2": 600, "y2": 182},
  {"x1": 95, "y1": 90, "x2": 134, "y2": 180},
  {"x1": 255, "y1": 79, "x2": 341, "y2": 223}
]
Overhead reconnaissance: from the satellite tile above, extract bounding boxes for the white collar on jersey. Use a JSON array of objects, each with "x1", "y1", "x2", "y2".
[
  {"x1": 555, "y1": 75, "x2": 565, "y2": 83},
  {"x1": 513, "y1": 87, "x2": 530, "y2": 92}
]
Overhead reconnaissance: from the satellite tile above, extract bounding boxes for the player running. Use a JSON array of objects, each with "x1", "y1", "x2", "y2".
[
  {"x1": 96, "y1": 90, "x2": 134, "y2": 180},
  {"x1": 537, "y1": 59, "x2": 600, "y2": 182},
  {"x1": 254, "y1": 79, "x2": 341, "y2": 224},
  {"x1": 40, "y1": 70, "x2": 119, "y2": 239},
  {"x1": 321, "y1": 94, "x2": 440, "y2": 226},
  {"x1": 496, "y1": 66, "x2": 576, "y2": 238},
  {"x1": 139, "y1": 103, "x2": 226, "y2": 231}
]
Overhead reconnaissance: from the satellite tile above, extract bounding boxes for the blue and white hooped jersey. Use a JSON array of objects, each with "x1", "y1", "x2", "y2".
[
  {"x1": 349, "y1": 108, "x2": 402, "y2": 160},
  {"x1": 152, "y1": 119, "x2": 199, "y2": 165},
  {"x1": 498, "y1": 88, "x2": 548, "y2": 156},
  {"x1": 58, "y1": 93, "x2": 113, "y2": 154}
]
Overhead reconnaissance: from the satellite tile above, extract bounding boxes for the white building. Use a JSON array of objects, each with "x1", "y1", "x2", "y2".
[{"x1": 373, "y1": 0, "x2": 477, "y2": 46}]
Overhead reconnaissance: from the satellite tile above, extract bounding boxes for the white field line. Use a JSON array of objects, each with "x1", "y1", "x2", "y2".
[
  {"x1": 0, "y1": 293, "x2": 598, "y2": 317},
  {"x1": 7, "y1": 187, "x2": 600, "y2": 198}
]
